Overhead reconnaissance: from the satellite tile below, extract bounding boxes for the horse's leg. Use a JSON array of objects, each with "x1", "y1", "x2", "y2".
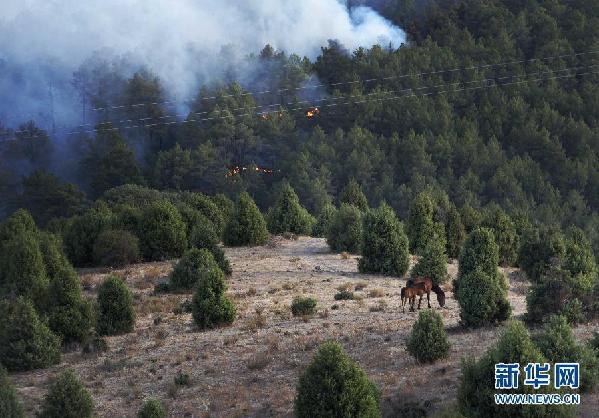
[
  {"x1": 417, "y1": 294, "x2": 422, "y2": 310},
  {"x1": 401, "y1": 296, "x2": 405, "y2": 313},
  {"x1": 427, "y1": 291, "x2": 431, "y2": 308}
]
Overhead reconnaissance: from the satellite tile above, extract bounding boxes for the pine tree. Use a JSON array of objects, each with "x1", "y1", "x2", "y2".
[
  {"x1": 267, "y1": 182, "x2": 315, "y2": 235},
  {"x1": 445, "y1": 204, "x2": 465, "y2": 259},
  {"x1": 0, "y1": 209, "x2": 38, "y2": 243},
  {"x1": 0, "y1": 365, "x2": 24, "y2": 418},
  {"x1": 191, "y1": 250, "x2": 236, "y2": 329},
  {"x1": 411, "y1": 237, "x2": 448, "y2": 285},
  {"x1": 138, "y1": 200, "x2": 187, "y2": 261},
  {"x1": 327, "y1": 204, "x2": 363, "y2": 253},
  {"x1": 482, "y1": 208, "x2": 518, "y2": 266},
  {"x1": 223, "y1": 192, "x2": 268, "y2": 246},
  {"x1": 339, "y1": 179, "x2": 368, "y2": 211},
  {"x1": 407, "y1": 192, "x2": 435, "y2": 255},
  {"x1": 96, "y1": 275, "x2": 135, "y2": 336},
  {"x1": 0, "y1": 297, "x2": 61, "y2": 372},
  {"x1": 312, "y1": 203, "x2": 337, "y2": 238},
  {"x1": 295, "y1": 341, "x2": 380, "y2": 418},
  {"x1": 458, "y1": 321, "x2": 574, "y2": 418},
  {"x1": 39, "y1": 370, "x2": 94, "y2": 418},
  {"x1": 455, "y1": 228, "x2": 510, "y2": 326},
  {"x1": 358, "y1": 203, "x2": 409, "y2": 276},
  {"x1": 63, "y1": 204, "x2": 114, "y2": 267},
  {"x1": 406, "y1": 310, "x2": 450, "y2": 363}
]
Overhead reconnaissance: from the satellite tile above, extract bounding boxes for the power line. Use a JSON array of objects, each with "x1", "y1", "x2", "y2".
[
  {"x1": 87, "y1": 48, "x2": 599, "y2": 112},
  {"x1": 2, "y1": 64, "x2": 596, "y2": 142}
]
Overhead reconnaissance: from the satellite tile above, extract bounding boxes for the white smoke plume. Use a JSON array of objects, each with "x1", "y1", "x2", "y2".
[{"x1": 0, "y1": 0, "x2": 405, "y2": 128}]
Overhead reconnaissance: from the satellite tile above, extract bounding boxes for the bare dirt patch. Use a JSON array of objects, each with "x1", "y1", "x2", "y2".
[{"x1": 11, "y1": 237, "x2": 598, "y2": 417}]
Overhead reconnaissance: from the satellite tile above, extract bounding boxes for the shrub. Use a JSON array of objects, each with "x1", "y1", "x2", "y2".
[
  {"x1": 327, "y1": 204, "x2": 362, "y2": 253},
  {"x1": 456, "y1": 268, "x2": 511, "y2": 327},
  {"x1": 0, "y1": 297, "x2": 61, "y2": 372},
  {"x1": 0, "y1": 365, "x2": 24, "y2": 418},
  {"x1": 93, "y1": 229, "x2": 140, "y2": 267},
  {"x1": 0, "y1": 209, "x2": 37, "y2": 243},
  {"x1": 312, "y1": 203, "x2": 337, "y2": 238},
  {"x1": 358, "y1": 203, "x2": 410, "y2": 277},
  {"x1": 0, "y1": 231, "x2": 48, "y2": 305},
  {"x1": 96, "y1": 275, "x2": 135, "y2": 336},
  {"x1": 295, "y1": 341, "x2": 380, "y2": 418},
  {"x1": 138, "y1": 200, "x2": 187, "y2": 261},
  {"x1": 458, "y1": 227, "x2": 500, "y2": 277},
  {"x1": 481, "y1": 208, "x2": 519, "y2": 266},
  {"x1": 455, "y1": 227, "x2": 510, "y2": 327},
  {"x1": 339, "y1": 179, "x2": 368, "y2": 211},
  {"x1": 534, "y1": 315, "x2": 598, "y2": 392},
  {"x1": 267, "y1": 183, "x2": 315, "y2": 235},
  {"x1": 410, "y1": 238, "x2": 448, "y2": 285},
  {"x1": 176, "y1": 203, "x2": 206, "y2": 239},
  {"x1": 406, "y1": 310, "x2": 450, "y2": 363},
  {"x1": 38, "y1": 231, "x2": 71, "y2": 280},
  {"x1": 189, "y1": 221, "x2": 232, "y2": 275},
  {"x1": 191, "y1": 250, "x2": 236, "y2": 329},
  {"x1": 334, "y1": 290, "x2": 355, "y2": 300},
  {"x1": 445, "y1": 204, "x2": 465, "y2": 259},
  {"x1": 223, "y1": 192, "x2": 269, "y2": 246},
  {"x1": 137, "y1": 399, "x2": 166, "y2": 418},
  {"x1": 63, "y1": 204, "x2": 113, "y2": 266},
  {"x1": 458, "y1": 321, "x2": 574, "y2": 418},
  {"x1": 518, "y1": 226, "x2": 566, "y2": 282},
  {"x1": 47, "y1": 267, "x2": 93, "y2": 344},
  {"x1": 291, "y1": 297, "x2": 317, "y2": 316},
  {"x1": 112, "y1": 204, "x2": 142, "y2": 234},
  {"x1": 211, "y1": 193, "x2": 235, "y2": 224},
  {"x1": 407, "y1": 192, "x2": 435, "y2": 255},
  {"x1": 179, "y1": 192, "x2": 225, "y2": 236},
  {"x1": 170, "y1": 248, "x2": 221, "y2": 292},
  {"x1": 38, "y1": 370, "x2": 94, "y2": 418},
  {"x1": 102, "y1": 184, "x2": 166, "y2": 209}
]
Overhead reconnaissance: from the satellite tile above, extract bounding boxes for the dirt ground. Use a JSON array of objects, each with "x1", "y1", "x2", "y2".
[{"x1": 11, "y1": 236, "x2": 599, "y2": 417}]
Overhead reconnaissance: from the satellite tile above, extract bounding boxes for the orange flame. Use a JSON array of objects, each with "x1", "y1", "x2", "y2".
[{"x1": 305, "y1": 107, "x2": 320, "y2": 119}]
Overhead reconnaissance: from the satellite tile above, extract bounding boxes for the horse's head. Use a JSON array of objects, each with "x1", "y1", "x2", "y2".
[{"x1": 436, "y1": 290, "x2": 446, "y2": 307}]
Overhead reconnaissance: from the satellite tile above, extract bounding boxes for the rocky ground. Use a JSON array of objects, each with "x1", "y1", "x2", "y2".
[{"x1": 11, "y1": 236, "x2": 599, "y2": 417}]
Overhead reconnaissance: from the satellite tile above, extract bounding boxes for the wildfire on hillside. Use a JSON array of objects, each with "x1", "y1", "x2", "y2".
[
  {"x1": 226, "y1": 165, "x2": 277, "y2": 178},
  {"x1": 305, "y1": 107, "x2": 320, "y2": 118}
]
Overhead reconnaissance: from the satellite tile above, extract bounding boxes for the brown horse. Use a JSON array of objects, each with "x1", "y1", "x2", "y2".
[
  {"x1": 401, "y1": 282, "x2": 429, "y2": 312},
  {"x1": 406, "y1": 277, "x2": 446, "y2": 308}
]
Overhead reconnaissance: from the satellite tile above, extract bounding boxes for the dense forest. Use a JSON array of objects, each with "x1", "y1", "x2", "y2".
[{"x1": 0, "y1": 0, "x2": 598, "y2": 259}]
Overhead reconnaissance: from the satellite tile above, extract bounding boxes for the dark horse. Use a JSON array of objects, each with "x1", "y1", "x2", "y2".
[
  {"x1": 402, "y1": 277, "x2": 446, "y2": 312},
  {"x1": 401, "y1": 282, "x2": 429, "y2": 312}
]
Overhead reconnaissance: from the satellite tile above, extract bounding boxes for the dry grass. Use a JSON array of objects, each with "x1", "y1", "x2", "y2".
[
  {"x1": 340, "y1": 251, "x2": 350, "y2": 259},
  {"x1": 368, "y1": 288, "x2": 385, "y2": 298}
]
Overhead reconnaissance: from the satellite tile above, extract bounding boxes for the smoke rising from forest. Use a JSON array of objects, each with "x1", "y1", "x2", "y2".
[{"x1": 0, "y1": 0, "x2": 405, "y2": 129}]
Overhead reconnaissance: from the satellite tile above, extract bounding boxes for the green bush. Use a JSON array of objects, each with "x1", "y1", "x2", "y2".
[
  {"x1": 406, "y1": 310, "x2": 450, "y2": 363},
  {"x1": 170, "y1": 248, "x2": 221, "y2": 292},
  {"x1": 223, "y1": 192, "x2": 269, "y2": 246},
  {"x1": 291, "y1": 296, "x2": 317, "y2": 316},
  {"x1": 189, "y1": 221, "x2": 231, "y2": 276},
  {"x1": 455, "y1": 227, "x2": 510, "y2": 327},
  {"x1": 0, "y1": 209, "x2": 37, "y2": 243},
  {"x1": 93, "y1": 229, "x2": 140, "y2": 267},
  {"x1": 518, "y1": 227, "x2": 566, "y2": 282},
  {"x1": 335, "y1": 290, "x2": 355, "y2": 300},
  {"x1": 112, "y1": 204, "x2": 142, "y2": 234},
  {"x1": 458, "y1": 321, "x2": 574, "y2": 418},
  {"x1": 295, "y1": 341, "x2": 380, "y2": 418},
  {"x1": 137, "y1": 398, "x2": 166, "y2": 418},
  {"x1": 0, "y1": 231, "x2": 48, "y2": 305},
  {"x1": 312, "y1": 203, "x2": 337, "y2": 238},
  {"x1": 534, "y1": 315, "x2": 598, "y2": 392},
  {"x1": 358, "y1": 203, "x2": 410, "y2": 277},
  {"x1": 47, "y1": 267, "x2": 93, "y2": 344},
  {"x1": 38, "y1": 370, "x2": 94, "y2": 418},
  {"x1": 190, "y1": 250, "x2": 236, "y2": 329},
  {"x1": 458, "y1": 227, "x2": 500, "y2": 277},
  {"x1": 179, "y1": 191, "x2": 225, "y2": 236},
  {"x1": 0, "y1": 365, "x2": 24, "y2": 418},
  {"x1": 481, "y1": 208, "x2": 519, "y2": 266},
  {"x1": 267, "y1": 183, "x2": 315, "y2": 235},
  {"x1": 407, "y1": 192, "x2": 436, "y2": 255},
  {"x1": 211, "y1": 193, "x2": 235, "y2": 224},
  {"x1": 0, "y1": 297, "x2": 61, "y2": 372},
  {"x1": 445, "y1": 204, "x2": 466, "y2": 259},
  {"x1": 410, "y1": 238, "x2": 448, "y2": 285},
  {"x1": 102, "y1": 184, "x2": 167, "y2": 209},
  {"x1": 138, "y1": 200, "x2": 187, "y2": 261},
  {"x1": 96, "y1": 275, "x2": 135, "y2": 336},
  {"x1": 176, "y1": 203, "x2": 207, "y2": 239},
  {"x1": 327, "y1": 204, "x2": 363, "y2": 253},
  {"x1": 456, "y1": 268, "x2": 511, "y2": 327},
  {"x1": 63, "y1": 204, "x2": 114, "y2": 267},
  {"x1": 339, "y1": 179, "x2": 369, "y2": 211},
  {"x1": 38, "y1": 231, "x2": 71, "y2": 280}
]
